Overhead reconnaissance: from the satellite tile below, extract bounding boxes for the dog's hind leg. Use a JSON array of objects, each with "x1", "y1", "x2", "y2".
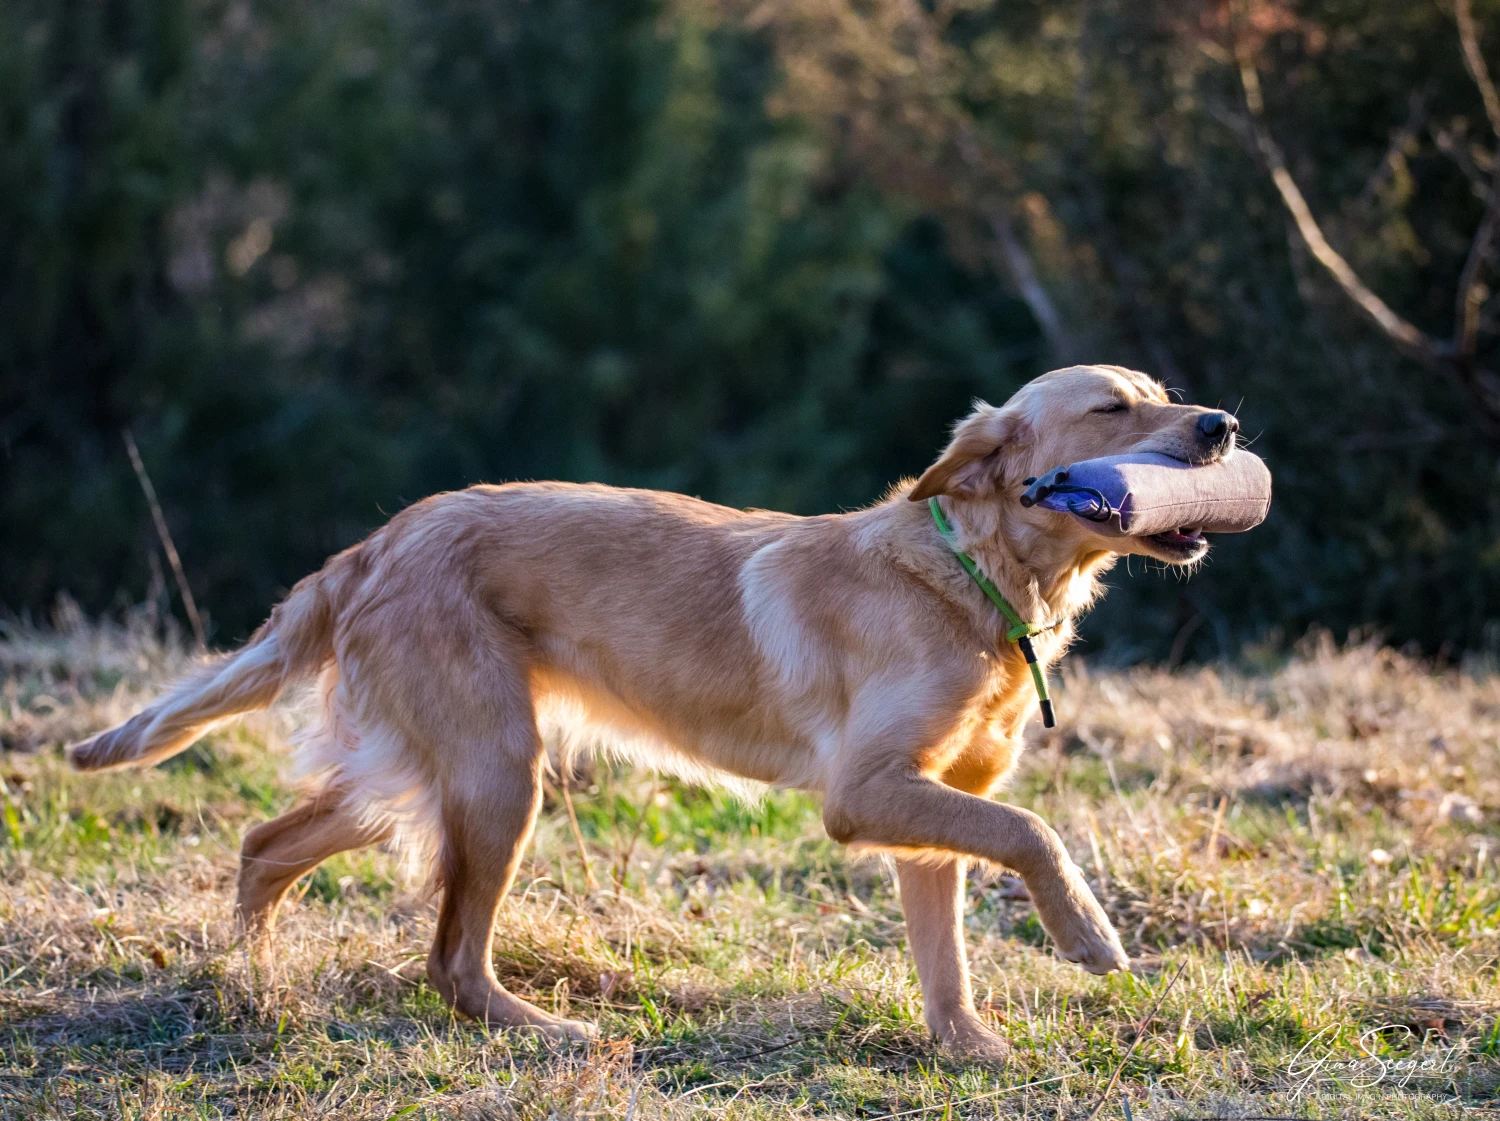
[
  {"x1": 423, "y1": 665, "x2": 597, "y2": 1042},
  {"x1": 237, "y1": 791, "x2": 392, "y2": 937}
]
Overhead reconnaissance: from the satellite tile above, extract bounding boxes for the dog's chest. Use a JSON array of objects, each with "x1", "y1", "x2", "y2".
[
  {"x1": 957, "y1": 657, "x2": 1043, "y2": 752},
  {"x1": 931, "y1": 673, "x2": 1031, "y2": 793}
]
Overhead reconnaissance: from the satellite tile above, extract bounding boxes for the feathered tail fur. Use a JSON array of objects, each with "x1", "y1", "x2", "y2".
[{"x1": 69, "y1": 553, "x2": 353, "y2": 772}]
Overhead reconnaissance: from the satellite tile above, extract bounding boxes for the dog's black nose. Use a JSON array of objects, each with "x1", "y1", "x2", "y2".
[{"x1": 1197, "y1": 411, "x2": 1238, "y2": 444}]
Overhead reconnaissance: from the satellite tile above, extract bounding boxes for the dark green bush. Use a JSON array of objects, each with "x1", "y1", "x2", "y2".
[{"x1": 3, "y1": 0, "x2": 1498, "y2": 659}]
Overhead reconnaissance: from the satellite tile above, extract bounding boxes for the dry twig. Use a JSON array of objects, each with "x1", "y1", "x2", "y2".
[
  {"x1": 122, "y1": 429, "x2": 207, "y2": 651},
  {"x1": 560, "y1": 767, "x2": 600, "y2": 892},
  {"x1": 1083, "y1": 960, "x2": 1188, "y2": 1121}
]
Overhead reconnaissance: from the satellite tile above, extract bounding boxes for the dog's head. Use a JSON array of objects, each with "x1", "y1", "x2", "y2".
[{"x1": 909, "y1": 365, "x2": 1239, "y2": 565}]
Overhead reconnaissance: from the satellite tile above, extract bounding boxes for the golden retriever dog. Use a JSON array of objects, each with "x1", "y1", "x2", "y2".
[{"x1": 71, "y1": 364, "x2": 1239, "y2": 1058}]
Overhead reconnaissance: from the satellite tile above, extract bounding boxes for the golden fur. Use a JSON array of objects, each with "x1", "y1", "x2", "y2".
[{"x1": 70, "y1": 365, "x2": 1238, "y2": 1058}]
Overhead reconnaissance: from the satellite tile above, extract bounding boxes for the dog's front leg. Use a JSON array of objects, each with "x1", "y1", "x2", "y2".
[
  {"x1": 896, "y1": 855, "x2": 1009, "y2": 1059},
  {"x1": 823, "y1": 697, "x2": 1128, "y2": 979},
  {"x1": 831, "y1": 769, "x2": 1126, "y2": 974}
]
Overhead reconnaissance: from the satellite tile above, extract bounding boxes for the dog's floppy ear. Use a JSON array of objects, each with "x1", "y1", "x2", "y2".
[{"x1": 909, "y1": 405, "x2": 1033, "y2": 502}]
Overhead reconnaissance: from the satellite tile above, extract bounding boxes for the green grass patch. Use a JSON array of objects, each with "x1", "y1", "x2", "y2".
[{"x1": 4, "y1": 624, "x2": 1500, "y2": 1116}]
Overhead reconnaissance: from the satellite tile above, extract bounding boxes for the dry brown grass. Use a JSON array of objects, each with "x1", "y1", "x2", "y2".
[{"x1": 2, "y1": 611, "x2": 1499, "y2": 1118}]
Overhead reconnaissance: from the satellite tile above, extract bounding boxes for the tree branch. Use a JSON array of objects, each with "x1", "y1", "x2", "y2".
[
  {"x1": 982, "y1": 204, "x2": 1074, "y2": 364},
  {"x1": 1235, "y1": 51, "x2": 1500, "y2": 431},
  {"x1": 1354, "y1": 89, "x2": 1430, "y2": 212},
  {"x1": 1237, "y1": 57, "x2": 1435, "y2": 361},
  {"x1": 1431, "y1": 123, "x2": 1493, "y2": 197},
  {"x1": 1457, "y1": 0, "x2": 1500, "y2": 140},
  {"x1": 1456, "y1": 163, "x2": 1500, "y2": 355},
  {"x1": 954, "y1": 126, "x2": 1074, "y2": 364},
  {"x1": 1455, "y1": 0, "x2": 1500, "y2": 357},
  {"x1": 736, "y1": 0, "x2": 1078, "y2": 367}
]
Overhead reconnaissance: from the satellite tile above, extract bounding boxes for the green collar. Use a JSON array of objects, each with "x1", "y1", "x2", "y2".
[{"x1": 928, "y1": 497, "x2": 1059, "y2": 728}]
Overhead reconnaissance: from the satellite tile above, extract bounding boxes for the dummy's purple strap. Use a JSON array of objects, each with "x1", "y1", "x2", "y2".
[{"x1": 1019, "y1": 451, "x2": 1272, "y2": 537}]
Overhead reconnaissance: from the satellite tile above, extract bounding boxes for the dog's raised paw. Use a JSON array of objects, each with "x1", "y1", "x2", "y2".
[
  {"x1": 1067, "y1": 941, "x2": 1130, "y2": 975},
  {"x1": 1055, "y1": 916, "x2": 1130, "y2": 975},
  {"x1": 1034, "y1": 870, "x2": 1130, "y2": 975}
]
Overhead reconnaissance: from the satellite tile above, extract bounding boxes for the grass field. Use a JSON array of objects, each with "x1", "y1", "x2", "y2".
[{"x1": 4, "y1": 609, "x2": 1500, "y2": 1118}]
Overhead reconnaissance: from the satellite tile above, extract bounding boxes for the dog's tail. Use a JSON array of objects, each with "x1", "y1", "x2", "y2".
[{"x1": 69, "y1": 549, "x2": 359, "y2": 773}]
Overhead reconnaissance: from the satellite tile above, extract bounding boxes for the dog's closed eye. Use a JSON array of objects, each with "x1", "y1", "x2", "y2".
[{"x1": 1092, "y1": 401, "x2": 1129, "y2": 414}]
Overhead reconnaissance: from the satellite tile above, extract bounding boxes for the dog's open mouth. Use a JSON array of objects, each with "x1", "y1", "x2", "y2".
[{"x1": 1145, "y1": 527, "x2": 1208, "y2": 562}]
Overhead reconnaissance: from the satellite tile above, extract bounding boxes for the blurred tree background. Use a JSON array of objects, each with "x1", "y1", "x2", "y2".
[{"x1": 3, "y1": 0, "x2": 1500, "y2": 661}]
